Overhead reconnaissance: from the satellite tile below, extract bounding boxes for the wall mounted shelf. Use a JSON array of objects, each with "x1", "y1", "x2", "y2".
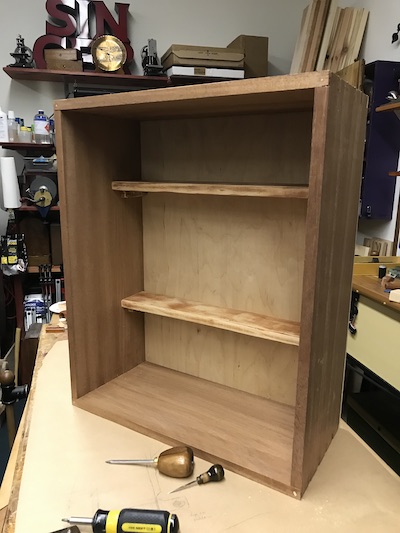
[{"x1": 3, "y1": 66, "x2": 169, "y2": 89}]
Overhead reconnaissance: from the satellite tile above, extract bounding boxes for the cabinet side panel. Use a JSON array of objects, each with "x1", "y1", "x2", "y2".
[
  {"x1": 292, "y1": 79, "x2": 368, "y2": 494},
  {"x1": 55, "y1": 110, "x2": 145, "y2": 399},
  {"x1": 141, "y1": 113, "x2": 312, "y2": 185}
]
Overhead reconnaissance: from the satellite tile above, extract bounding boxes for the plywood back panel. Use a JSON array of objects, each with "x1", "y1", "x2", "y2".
[
  {"x1": 55, "y1": 111, "x2": 146, "y2": 399},
  {"x1": 143, "y1": 195, "x2": 307, "y2": 321},
  {"x1": 141, "y1": 112, "x2": 312, "y2": 185},
  {"x1": 144, "y1": 316, "x2": 298, "y2": 406}
]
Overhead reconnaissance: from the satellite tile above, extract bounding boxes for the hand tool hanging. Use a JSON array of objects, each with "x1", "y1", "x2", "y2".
[
  {"x1": 45, "y1": 263, "x2": 53, "y2": 321},
  {"x1": 39, "y1": 264, "x2": 46, "y2": 322},
  {"x1": 106, "y1": 445, "x2": 194, "y2": 478}
]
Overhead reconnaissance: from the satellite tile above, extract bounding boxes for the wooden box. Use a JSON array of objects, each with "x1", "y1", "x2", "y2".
[{"x1": 54, "y1": 72, "x2": 367, "y2": 498}]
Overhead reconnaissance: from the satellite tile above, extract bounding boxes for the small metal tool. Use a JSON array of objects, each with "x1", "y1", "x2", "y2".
[
  {"x1": 106, "y1": 445, "x2": 194, "y2": 478},
  {"x1": 49, "y1": 526, "x2": 80, "y2": 533},
  {"x1": 169, "y1": 464, "x2": 225, "y2": 493}
]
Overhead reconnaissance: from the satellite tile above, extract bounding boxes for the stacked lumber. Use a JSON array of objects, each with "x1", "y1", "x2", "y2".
[{"x1": 291, "y1": 0, "x2": 369, "y2": 75}]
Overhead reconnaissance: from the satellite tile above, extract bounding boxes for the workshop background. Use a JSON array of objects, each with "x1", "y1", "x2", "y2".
[{"x1": 0, "y1": 0, "x2": 400, "y2": 245}]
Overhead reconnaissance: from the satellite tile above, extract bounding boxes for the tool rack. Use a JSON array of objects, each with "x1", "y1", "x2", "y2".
[{"x1": 54, "y1": 72, "x2": 367, "y2": 498}]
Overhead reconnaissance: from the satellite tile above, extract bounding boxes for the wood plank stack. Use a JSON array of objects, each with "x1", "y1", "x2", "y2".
[{"x1": 291, "y1": 0, "x2": 369, "y2": 75}]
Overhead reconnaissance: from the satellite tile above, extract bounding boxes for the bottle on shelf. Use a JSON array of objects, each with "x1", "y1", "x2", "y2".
[
  {"x1": 33, "y1": 109, "x2": 50, "y2": 144},
  {"x1": 0, "y1": 107, "x2": 9, "y2": 142},
  {"x1": 19, "y1": 126, "x2": 32, "y2": 143},
  {"x1": 7, "y1": 111, "x2": 18, "y2": 142}
]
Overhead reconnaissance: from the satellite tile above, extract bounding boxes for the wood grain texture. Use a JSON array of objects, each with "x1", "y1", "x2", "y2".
[
  {"x1": 144, "y1": 315, "x2": 298, "y2": 405},
  {"x1": 54, "y1": 72, "x2": 367, "y2": 498},
  {"x1": 140, "y1": 113, "x2": 312, "y2": 186},
  {"x1": 316, "y1": 0, "x2": 338, "y2": 70},
  {"x1": 352, "y1": 276, "x2": 400, "y2": 313},
  {"x1": 142, "y1": 195, "x2": 306, "y2": 321},
  {"x1": 303, "y1": 0, "x2": 332, "y2": 73},
  {"x1": 1, "y1": 319, "x2": 67, "y2": 533},
  {"x1": 112, "y1": 182, "x2": 309, "y2": 198},
  {"x1": 290, "y1": 5, "x2": 310, "y2": 74},
  {"x1": 291, "y1": 77, "x2": 368, "y2": 494},
  {"x1": 55, "y1": 112, "x2": 145, "y2": 399},
  {"x1": 122, "y1": 292, "x2": 300, "y2": 345},
  {"x1": 54, "y1": 72, "x2": 332, "y2": 118},
  {"x1": 75, "y1": 362, "x2": 295, "y2": 489},
  {"x1": 336, "y1": 59, "x2": 364, "y2": 90}
]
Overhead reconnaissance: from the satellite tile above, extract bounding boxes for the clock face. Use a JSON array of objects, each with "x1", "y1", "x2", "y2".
[{"x1": 91, "y1": 35, "x2": 127, "y2": 72}]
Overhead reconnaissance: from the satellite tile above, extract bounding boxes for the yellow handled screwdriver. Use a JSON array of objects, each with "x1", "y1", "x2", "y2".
[
  {"x1": 106, "y1": 445, "x2": 194, "y2": 478},
  {"x1": 169, "y1": 464, "x2": 225, "y2": 493},
  {"x1": 62, "y1": 508, "x2": 179, "y2": 533}
]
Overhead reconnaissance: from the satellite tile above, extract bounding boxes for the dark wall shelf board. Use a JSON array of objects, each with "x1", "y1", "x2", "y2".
[
  {"x1": 3, "y1": 67, "x2": 169, "y2": 89},
  {"x1": 0, "y1": 143, "x2": 55, "y2": 156}
]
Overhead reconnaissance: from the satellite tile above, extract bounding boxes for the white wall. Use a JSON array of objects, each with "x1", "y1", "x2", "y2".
[{"x1": 0, "y1": 0, "x2": 309, "y2": 143}]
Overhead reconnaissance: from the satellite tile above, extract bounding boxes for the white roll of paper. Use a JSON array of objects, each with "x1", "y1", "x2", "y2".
[{"x1": 0, "y1": 156, "x2": 21, "y2": 208}]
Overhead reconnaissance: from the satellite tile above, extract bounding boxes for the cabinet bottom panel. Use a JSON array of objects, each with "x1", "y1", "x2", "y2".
[{"x1": 75, "y1": 362, "x2": 295, "y2": 490}]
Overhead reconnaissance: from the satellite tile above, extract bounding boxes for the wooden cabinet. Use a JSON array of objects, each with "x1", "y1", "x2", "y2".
[{"x1": 54, "y1": 72, "x2": 367, "y2": 498}]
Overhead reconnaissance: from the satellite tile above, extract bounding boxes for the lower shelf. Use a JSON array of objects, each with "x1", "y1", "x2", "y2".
[
  {"x1": 122, "y1": 292, "x2": 300, "y2": 346},
  {"x1": 75, "y1": 362, "x2": 295, "y2": 491}
]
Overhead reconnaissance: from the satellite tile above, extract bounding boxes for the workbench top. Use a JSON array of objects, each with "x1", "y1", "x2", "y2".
[
  {"x1": 1, "y1": 339, "x2": 400, "y2": 532},
  {"x1": 352, "y1": 275, "x2": 400, "y2": 313}
]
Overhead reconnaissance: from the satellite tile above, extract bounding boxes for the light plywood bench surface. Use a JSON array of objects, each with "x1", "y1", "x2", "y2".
[{"x1": 1, "y1": 340, "x2": 399, "y2": 532}]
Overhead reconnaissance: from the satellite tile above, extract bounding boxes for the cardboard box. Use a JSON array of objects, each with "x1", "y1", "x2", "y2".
[
  {"x1": 166, "y1": 66, "x2": 244, "y2": 79},
  {"x1": 161, "y1": 44, "x2": 244, "y2": 70},
  {"x1": 227, "y1": 35, "x2": 268, "y2": 78},
  {"x1": 19, "y1": 218, "x2": 50, "y2": 266}
]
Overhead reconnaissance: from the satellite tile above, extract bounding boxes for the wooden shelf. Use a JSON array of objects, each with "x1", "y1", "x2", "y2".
[
  {"x1": 0, "y1": 142, "x2": 55, "y2": 153},
  {"x1": 122, "y1": 292, "x2": 300, "y2": 346},
  {"x1": 75, "y1": 361, "x2": 295, "y2": 487},
  {"x1": 19, "y1": 205, "x2": 59, "y2": 212},
  {"x1": 376, "y1": 101, "x2": 400, "y2": 113},
  {"x1": 3, "y1": 66, "x2": 169, "y2": 89},
  {"x1": 113, "y1": 181, "x2": 309, "y2": 199}
]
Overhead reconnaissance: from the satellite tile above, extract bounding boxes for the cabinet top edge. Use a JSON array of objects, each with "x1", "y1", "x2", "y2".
[{"x1": 53, "y1": 71, "x2": 335, "y2": 116}]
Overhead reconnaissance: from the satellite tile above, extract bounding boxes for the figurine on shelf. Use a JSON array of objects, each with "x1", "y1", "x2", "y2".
[{"x1": 8, "y1": 35, "x2": 34, "y2": 68}]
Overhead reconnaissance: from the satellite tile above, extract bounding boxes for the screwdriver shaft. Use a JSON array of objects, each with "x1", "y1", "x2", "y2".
[
  {"x1": 170, "y1": 480, "x2": 197, "y2": 493},
  {"x1": 106, "y1": 459, "x2": 157, "y2": 465},
  {"x1": 62, "y1": 517, "x2": 92, "y2": 525}
]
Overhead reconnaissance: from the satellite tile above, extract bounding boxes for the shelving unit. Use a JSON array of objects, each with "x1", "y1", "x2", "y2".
[{"x1": 55, "y1": 72, "x2": 367, "y2": 498}]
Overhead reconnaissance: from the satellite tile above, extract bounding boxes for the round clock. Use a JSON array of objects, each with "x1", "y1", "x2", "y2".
[{"x1": 91, "y1": 35, "x2": 127, "y2": 72}]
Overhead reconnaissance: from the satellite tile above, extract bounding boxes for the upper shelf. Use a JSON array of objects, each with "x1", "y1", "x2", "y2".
[
  {"x1": 3, "y1": 66, "x2": 169, "y2": 89},
  {"x1": 113, "y1": 181, "x2": 309, "y2": 198}
]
